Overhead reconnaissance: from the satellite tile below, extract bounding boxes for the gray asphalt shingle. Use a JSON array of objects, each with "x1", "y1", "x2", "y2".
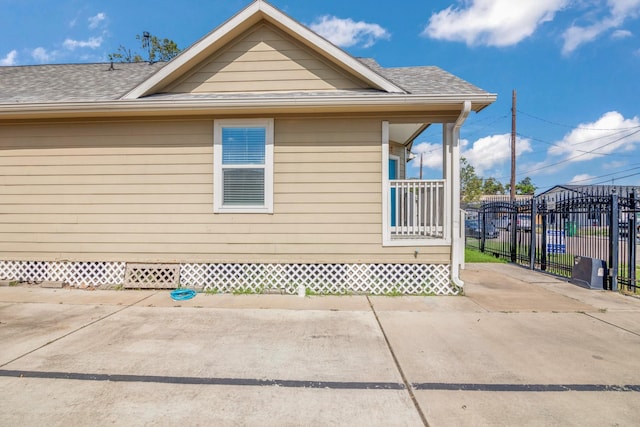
[
  {"x1": 0, "y1": 58, "x2": 490, "y2": 104},
  {"x1": 357, "y1": 58, "x2": 487, "y2": 95},
  {"x1": 0, "y1": 62, "x2": 165, "y2": 103}
]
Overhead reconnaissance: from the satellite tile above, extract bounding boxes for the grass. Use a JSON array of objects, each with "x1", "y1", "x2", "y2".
[
  {"x1": 618, "y1": 264, "x2": 640, "y2": 295},
  {"x1": 577, "y1": 226, "x2": 608, "y2": 237},
  {"x1": 465, "y1": 248, "x2": 507, "y2": 263},
  {"x1": 232, "y1": 286, "x2": 264, "y2": 295}
]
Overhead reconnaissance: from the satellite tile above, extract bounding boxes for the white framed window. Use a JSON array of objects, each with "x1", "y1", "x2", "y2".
[{"x1": 214, "y1": 119, "x2": 274, "y2": 213}]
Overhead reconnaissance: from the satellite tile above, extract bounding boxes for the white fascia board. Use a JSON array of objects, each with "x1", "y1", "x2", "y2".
[
  {"x1": 123, "y1": 0, "x2": 405, "y2": 100},
  {"x1": 0, "y1": 95, "x2": 497, "y2": 118}
]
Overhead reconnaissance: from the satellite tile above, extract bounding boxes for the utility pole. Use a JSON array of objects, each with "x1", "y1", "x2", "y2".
[
  {"x1": 510, "y1": 89, "x2": 517, "y2": 201},
  {"x1": 419, "y1": 152, "x2": 423, "y2": 180}
]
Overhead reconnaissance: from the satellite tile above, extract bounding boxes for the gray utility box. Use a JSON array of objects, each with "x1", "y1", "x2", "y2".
[{"x1": 570, "y1": 256, "x2": 606, "y2": 290}]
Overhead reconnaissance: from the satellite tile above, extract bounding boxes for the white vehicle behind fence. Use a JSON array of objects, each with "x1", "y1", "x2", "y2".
[
  {"x1": 495, "y1": 214, "x2": 509, "y2": 229},
  {"x1": 507, "y1": 214, "x2": 532, "y2": 232}
]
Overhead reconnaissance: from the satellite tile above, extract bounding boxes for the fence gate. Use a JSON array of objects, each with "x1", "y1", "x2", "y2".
[
  {"x1": 465, "y1": 189, "x2": 638, "y2": 294},
  {"x1": 534, "y1": 192, "x2": 612, "y2": 282}
]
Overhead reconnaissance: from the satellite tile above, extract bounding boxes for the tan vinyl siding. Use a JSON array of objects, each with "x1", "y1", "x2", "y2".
[
  {"x1": 167, "y1": 23, "x2": 369, "y2": 93},
  {"x1": 0, "y1": 118, "x2": 450, "y2": 264}
]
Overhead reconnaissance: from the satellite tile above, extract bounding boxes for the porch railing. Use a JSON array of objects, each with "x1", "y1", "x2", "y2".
[{"x1": 390, "y1": 179, "x2": 445, "y2": 240}]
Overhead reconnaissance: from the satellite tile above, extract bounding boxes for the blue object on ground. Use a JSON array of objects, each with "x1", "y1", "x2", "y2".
[{"x1": 170, "y1": 289, "x2": 197, "y2": 301}]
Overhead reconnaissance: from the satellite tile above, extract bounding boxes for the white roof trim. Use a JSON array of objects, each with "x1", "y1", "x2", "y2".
[
  {"x1": 123, "y1": 0, "x2": 405, "y2": 100},
  {"x1": 0, "y1": 95, "x2": 498, "y2": 120}
]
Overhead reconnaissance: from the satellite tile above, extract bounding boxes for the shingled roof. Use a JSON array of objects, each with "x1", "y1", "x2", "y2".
[
  {"x1": 0, "y1": 62, "x2": 165, "y2": 104},
  {"x1": 358, "y1": 58, "x2": 488, "y2": 96},
  {"x1": 0, "y1": 58, "x2": 490, "y2": 105}
]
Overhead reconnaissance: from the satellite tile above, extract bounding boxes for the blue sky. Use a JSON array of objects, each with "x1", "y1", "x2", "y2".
[{"x1": 1, "y1": 0, "x2": 640, "y2": 191}]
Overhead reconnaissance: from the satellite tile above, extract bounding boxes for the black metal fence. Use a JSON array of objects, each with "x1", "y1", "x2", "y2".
[{"x1": 465, "y1": 188, "x2": 639, "y2": 294}]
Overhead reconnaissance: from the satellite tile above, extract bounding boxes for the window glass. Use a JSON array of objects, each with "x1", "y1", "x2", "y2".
[
  {"x1": 222, "y1": 128, "x2": 265, "y2": 165},
  {"x1": 222, "y1": 169, "x2": 265, "y2": 205},
  {"x1": 214, "y1": 119, "x2": 273, "y2": 213}
]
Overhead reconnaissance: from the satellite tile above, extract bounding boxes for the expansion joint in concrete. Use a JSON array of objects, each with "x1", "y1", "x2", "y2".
[{"x1": 366, "y1": 296, "x2": 430, "y2": 427}]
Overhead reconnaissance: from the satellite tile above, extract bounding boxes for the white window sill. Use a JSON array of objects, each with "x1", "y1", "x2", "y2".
[{"x1": 214, "y1": 207, "x2": 273, "y2": 214}]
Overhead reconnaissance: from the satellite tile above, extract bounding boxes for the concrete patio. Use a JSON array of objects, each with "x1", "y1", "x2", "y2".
[{"x1": 1, "y1": 263, "x2": 639, "y2": 426}]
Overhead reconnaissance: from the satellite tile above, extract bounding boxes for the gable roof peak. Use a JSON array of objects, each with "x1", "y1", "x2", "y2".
[{"x1": 123, "y1": 0, "x2": 405, "y2": 99}]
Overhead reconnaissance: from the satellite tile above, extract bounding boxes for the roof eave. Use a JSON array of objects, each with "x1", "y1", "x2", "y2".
[{"x1": 0, "y1": 94, "x2": 497, "y2": 120}]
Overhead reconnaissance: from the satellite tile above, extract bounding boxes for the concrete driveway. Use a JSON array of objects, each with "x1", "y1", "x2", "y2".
[{"x1": 1, "y1": 263, "x2": 639, "y2": 426}]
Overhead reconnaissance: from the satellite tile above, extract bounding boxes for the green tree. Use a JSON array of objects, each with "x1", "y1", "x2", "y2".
[
  {"x1": 109, "y1": 32, "x2": 181, "y2": 63},
  {"x1": 461, "y1": 157, "x2": 483, "y2": 203},
  {"x1": 516, "y1": 177, "x2": 536, "y2": 195},
  {"x1": 482, "y1": 177, "x2": 505, "y2": 195}
]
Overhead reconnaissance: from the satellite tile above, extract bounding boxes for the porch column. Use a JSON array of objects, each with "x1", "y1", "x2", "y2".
[
  {"x1": 443, "y1": 124, "x2": 453, "y2": 239},
  {"x1": 443, "y1": 124, "x2": 459, "y2": 283},
  {"x1": 381, "y1": 121, "x2": 390, "y2": 244},
  {"x1": 446, "y1": 102, "x2": 471, "y2": 288}
]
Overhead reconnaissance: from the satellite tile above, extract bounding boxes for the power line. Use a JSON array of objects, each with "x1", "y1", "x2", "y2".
[
  {"x1": 517, "y1": 126, "x2": 637, "y2": 148},
  {"x1": 566, "y1": 165, "x2": 640, "y2": 184},
  {"x1": 591, "y1": 171, "x2": 640, "y2": 185},
  {"x1": 516, "y1": 129, "x2": 640, "y2": 157},
  {"x1": 515, "y1": 128, "x2": 640, "y2": 177},
  {"x1": 517, "y1": 109, "x2": 640, "y2": 131},
  {"x1": 463, "y1": 114, "x2": 509, "y2": 139},
  {"x1": 416, "y1": 114, "x2": 509, "y2": 142}
]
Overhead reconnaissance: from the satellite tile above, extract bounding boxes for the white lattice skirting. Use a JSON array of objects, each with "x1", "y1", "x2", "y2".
[
  {"x1": 0, "y1": 261, "x2": 457, "y2": 295},
  {"x1": 0, "y1": 261, "x2": 126, "y2": 287}
]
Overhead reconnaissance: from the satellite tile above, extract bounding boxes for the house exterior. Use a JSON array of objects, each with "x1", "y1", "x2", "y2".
[{"x1": 0, "y1": 1, "x2": 495, "y2": 294}]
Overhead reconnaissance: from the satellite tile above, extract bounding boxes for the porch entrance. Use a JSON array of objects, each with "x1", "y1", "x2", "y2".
[{"x1": 389, "y1": 157, "x2": 399, "y2": 227}]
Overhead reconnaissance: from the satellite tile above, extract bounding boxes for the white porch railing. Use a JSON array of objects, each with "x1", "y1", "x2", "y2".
[{"x1": 390, "y1": 179, "x2": 446, "y2": 240}]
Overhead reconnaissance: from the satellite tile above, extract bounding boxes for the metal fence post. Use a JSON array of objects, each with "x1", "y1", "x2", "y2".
[
  {"x1": 480, "y1": 208, "x2": 486, "y2": 253},
  {"x1": 609, "y1": 193, "x2": 619, "y2": 292},
  {"x1": 510, "y1": 207, "x2": 517, "y2": 263},
  {"x1": 541, "y1": 206, "x2": 547, "y2": 271},
  {"x1": 629, "y1": 192, "x2": 636, "y2": 292},
  {"x1": 529, "y1": 198, "x2": 537, "y2": 270}
]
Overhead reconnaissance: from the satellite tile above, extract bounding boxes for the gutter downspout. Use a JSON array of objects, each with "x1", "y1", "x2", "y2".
[{"x1": 451, "y1": 101, "x2": 471, "y2": 290}]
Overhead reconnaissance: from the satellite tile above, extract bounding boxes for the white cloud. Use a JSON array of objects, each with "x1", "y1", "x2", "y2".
[
  {"x1": 410, "y1": 142, "x2": 444, "y2": 171},
  {"x1": 88, "y1": 12, "x2": 107, "y2": 30},
  {"x1": 423, "y1": 0, "x2": 568, "y2": 47},
  {"x1": 462, "y1": 134, "x2": 533, "y2": 175},
  {"x1": 31, "y1": 47, "x2": 54, "y2": 63},
  {"x1": 569, "y1": 173, "x2": 596, "y2": 184},
  {"x1": 310, "y1": 15, "x2": 390, "y2": 48},
  {"x1": 562, "y1": 0, "x2": 640, "y2": 54},
  {"x1": 604, "y1": 160, "x2": 628, "y2": 169},
  {"x1": 611, "y1": 29, "x2": 633, "y2": 38},
  {"x1": 610, "y1": 0, "x2": 640, "y2": 17},
  {"x1": 63, "y1": 36, "x2": 103, "y2": 50},
  {"x1": 0, "y1": 50, "x2": 18, "y2": 65},
  {"x1": 562, "y1": 23, "x2": 608, "y2": 54},
  {"x1": 547, "y1": 111, "x2": 640, "y2": 161}
]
